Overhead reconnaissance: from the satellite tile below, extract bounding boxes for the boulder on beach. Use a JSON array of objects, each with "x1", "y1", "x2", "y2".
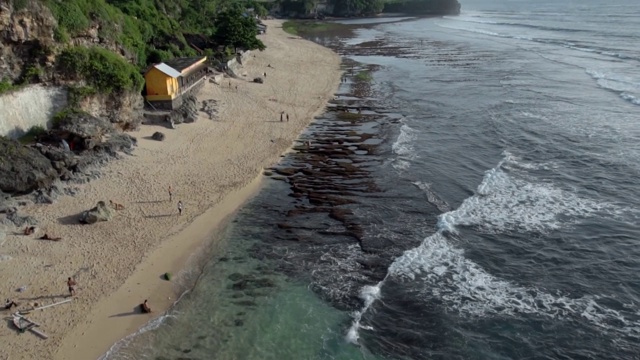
[
  {"x1": 0, "y1": 137, "x2": 58, "y2": 194},
  {"x1": 79, "y1": 201, "x2": 115, "y2": 224},
  {"x1": 253, "y1": 77, "x2": 264, "y2": 84},
  {"x1": 151, "y1": 132, "x2": 165, "y2": 141}
]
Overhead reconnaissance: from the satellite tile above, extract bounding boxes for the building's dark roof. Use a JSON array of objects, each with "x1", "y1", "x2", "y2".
[{"x1": 163, "y1": 56, "x2": 206, "y2": 73}]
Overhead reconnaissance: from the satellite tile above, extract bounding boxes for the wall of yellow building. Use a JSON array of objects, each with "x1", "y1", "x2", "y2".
[{"x1": 145, "y1": 68, "x2": 178, "y2": 96}]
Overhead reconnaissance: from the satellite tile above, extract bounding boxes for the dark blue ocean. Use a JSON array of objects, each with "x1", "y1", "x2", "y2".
[{"x1": 104, "y1": 0, "x2": 640, "y2": 359}]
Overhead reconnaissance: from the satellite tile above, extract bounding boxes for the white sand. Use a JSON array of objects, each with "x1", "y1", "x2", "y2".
[{"x1": 0, "y1": 20, "x2": 341, "y2": 360}]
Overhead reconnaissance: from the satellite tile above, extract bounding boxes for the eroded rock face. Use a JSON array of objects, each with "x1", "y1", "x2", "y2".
[
  {"x1": 0, "y1": 137, "x2": 57, "y2": 194},
  {"x1": 0, "y1": 0, "x2": 57, "y2": 79},
  {"x1": 78, "y1": 91, "x2": 144, "y2": 129},
  {"x1": 79, "y1": 200, "x2": 114, "y2": 224}
]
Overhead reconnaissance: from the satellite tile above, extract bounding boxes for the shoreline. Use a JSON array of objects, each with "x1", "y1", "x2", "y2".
[{"x1": 0, "y1": 20, "x2": 342, "y2": 360}]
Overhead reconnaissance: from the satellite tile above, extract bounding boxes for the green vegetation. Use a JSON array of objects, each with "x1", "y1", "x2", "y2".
[
  {"x1": 0, "y1": 78, "x2": 15, "y2": 94},
  {"x1": 68, "y1": 85, "x2": 98, "y2": 106},
  {"x1": 43, "y1": 0, "x2": 267, "y2": 69},
  {"x1": 282, "y1": 21, "x2": 343, "y2": 36},
  {"x1": 280, "y1": 0, "x2": 461, "y2": 16},
  {"x1": 56, "y1": 47, "x2": 144, "y2": 94},
  {"x1": 19, "y1": 125, "x2": 47, "y2": 144},
  {"x1": 52, "y1": 107, "x2": 87, "y2": 128},
  {"x1": 355, "y1": 71, "x2": 373, "y2": 82},
  {"x1": 215, "y1": 5, "x2": 266, "y2": 52},
  {"x1": 282, "y1": 21, "x2": 299, "y2": 35},
  {"x1": 12, "y1": 0, "x2": 29, "y2": 11}
]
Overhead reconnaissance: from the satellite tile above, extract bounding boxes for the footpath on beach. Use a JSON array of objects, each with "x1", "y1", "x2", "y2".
[{"x1": 0, "y1": 20, "x2": 342, "y2": 360}]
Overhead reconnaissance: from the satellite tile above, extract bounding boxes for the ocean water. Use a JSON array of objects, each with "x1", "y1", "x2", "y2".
[{"x1": 104, "y1": 1, "x2": 640, "y2": 359}]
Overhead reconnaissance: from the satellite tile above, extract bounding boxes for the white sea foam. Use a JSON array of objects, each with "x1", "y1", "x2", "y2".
[
  {"x1": 348, "y1": 154, "x2": 638, "y2": 343},
  {"x1": 346, "y1": 282, "x2": 383, "y2": 344},
  {"x1": 586, "y1": 68, "x2": 640, "y2": 106},
  {"x1": 413, "y1": 181, "x2": 451, "y2": 213},
  {"x1": 99, "y1": 290, "x2": 190, "y2": 360},
  {"x1": 391, "y1": 124, "x2": 418, "y2": 170}
]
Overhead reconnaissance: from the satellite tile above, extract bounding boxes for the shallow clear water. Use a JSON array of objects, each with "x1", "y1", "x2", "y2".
[{"x1": 105, "y1": 1, "x2": 640, "y2": 359}]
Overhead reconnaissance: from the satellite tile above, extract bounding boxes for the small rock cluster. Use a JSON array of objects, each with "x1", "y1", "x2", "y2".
[
  {"x1": 167, "y1": 95, "x2": 198, "y2": 128},
  {"x1": 200, "y1": 99, "x2": 218, "y2": 120}
]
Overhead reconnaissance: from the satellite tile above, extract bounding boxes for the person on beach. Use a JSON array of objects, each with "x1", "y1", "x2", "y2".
[
  {"x1": 178, "y1": 201, "x2": 183, "y2": 216},
  {"x1": 23, "y1": 226, "x2": 35, "y2": 235},
  {"x1": 280, "y1": 112, "x2": 284, "y2": 122},
  {"x1": 286, "y1": 113, "x2": 289, "y2": 122},
  {"x1": 264, "y1": 72, "x2": 267, "y2": 78},
  {"x1": 67, "y1": 277, "x2": 77, "y2": 297},
  {"x1": 168, "y1": 185, "x2": 173, "y2": 202},
  {"x1": 140, "y1": 299, "x2": 152, "y2": 313},
  {"x1": 4, "y1": 298, "x2": 19, "y2": 310}
]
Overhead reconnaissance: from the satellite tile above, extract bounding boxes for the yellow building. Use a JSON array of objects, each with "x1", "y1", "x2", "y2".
[{"x1": 144, "y1": 56, "x2": 208, "y2": 110}]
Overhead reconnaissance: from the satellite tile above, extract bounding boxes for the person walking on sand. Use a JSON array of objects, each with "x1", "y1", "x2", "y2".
[
  {"x1": 280, "y1": 112, "x2": 284, "y2": 122},
  {"x1": 286, "y1": 113, "x2": 290, "y2": 122},
  {"x1": 178, "y1": 201, "x2": 183, "y2": 216},
  {"x1": 67, "y1": 277, "x2": 77, "y2": 297},
  {"x1": 168, "y1": 185, "x2": 173, "y2": 202}
]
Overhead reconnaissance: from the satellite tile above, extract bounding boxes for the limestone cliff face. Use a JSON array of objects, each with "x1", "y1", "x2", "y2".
[
  {"x1": 0, "y1": 0, "x2": 56, "y2": 80},
  {"x1": 0, "y1": 0, "x2": 143, "y2": 130},
  {"x1": 78, "y1": 91, "x2": 144, "y2": 129}
]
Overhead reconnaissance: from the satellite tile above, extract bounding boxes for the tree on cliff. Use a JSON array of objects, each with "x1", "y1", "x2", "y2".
[
  {"x1": 215, "y1": 5, "x2": 266, "y2": 52},
  {"x1": 331, "y1": 0, "x2": 385, "y2": 16}
]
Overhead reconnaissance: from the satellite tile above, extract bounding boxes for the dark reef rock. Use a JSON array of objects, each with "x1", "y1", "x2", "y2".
[{"x1": 0, "y1": 137, "x2": 58, "y2": 194}]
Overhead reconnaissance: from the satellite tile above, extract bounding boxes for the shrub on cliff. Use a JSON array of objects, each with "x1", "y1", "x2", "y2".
[{"x1": 56, "y1": 47, "x2": 144, "y2": 94}]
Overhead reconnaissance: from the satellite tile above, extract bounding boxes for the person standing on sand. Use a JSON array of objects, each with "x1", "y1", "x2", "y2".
[
  {"x1": 178, "y1": 201, "x2": 183, "y2": 216},
  {"x1": 168, "y1": 185, "x2": 173, "y2": 202},
  {"x1": 67, "y1": 277, "x2": 77, "y2": 297},
  {"x1": 280, "y1": 112, "x2": 284, "y2": 122},
  {"x1": 286, "y1": 113, "x2": 290, "y2": 122}
]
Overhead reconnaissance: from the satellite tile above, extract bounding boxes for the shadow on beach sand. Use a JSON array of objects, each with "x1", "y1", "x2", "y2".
[
  {"x1": 57, "y1": 213, "x2": 82, "y2": 225},
  {"x1": 109, "y1": 306, "x2": 144, "y2": 318}
]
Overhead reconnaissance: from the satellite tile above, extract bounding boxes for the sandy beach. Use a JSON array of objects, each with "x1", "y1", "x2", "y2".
[{"x1": 0, "y1": 20, "x2": 341, "y2": 360}]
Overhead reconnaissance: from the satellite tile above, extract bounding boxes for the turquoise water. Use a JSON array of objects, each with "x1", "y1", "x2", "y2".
[{"x1": 105, "y1": 200, "x2": 380, "y2": 360}]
